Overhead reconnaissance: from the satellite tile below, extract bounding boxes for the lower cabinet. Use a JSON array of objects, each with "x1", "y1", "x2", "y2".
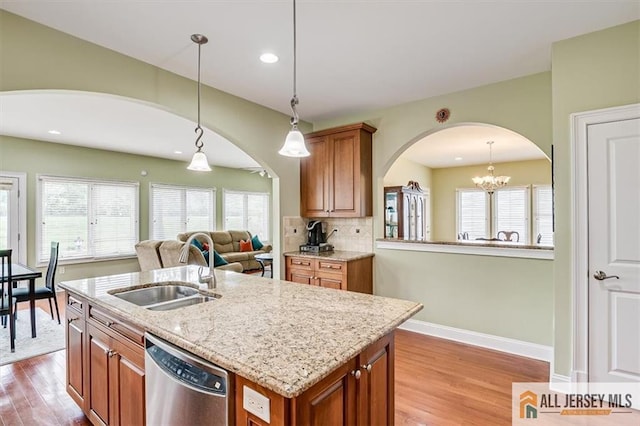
[
  {"x1": 65, "y1": 292, "x2": 145, "y2": 426},
  {"x1": 285, "y1": 255, "x2": 373, "y2": 294},
  {"x1": 236, "y1": 332, "x2": 395, "y2": 426}
]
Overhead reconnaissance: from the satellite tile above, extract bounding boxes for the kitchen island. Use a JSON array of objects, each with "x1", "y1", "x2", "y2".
[{"x1": 59, "y1": 265, "x2": 422, "y2": 425}]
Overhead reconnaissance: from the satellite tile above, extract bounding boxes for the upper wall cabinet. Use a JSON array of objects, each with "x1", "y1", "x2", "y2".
[{"x1": 301, "y1": 123, "x2": 376, "y2": 218}]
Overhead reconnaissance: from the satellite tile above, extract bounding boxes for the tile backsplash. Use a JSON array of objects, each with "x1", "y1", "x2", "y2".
[{"x1": 283, "y1": 216, "x2": 373, "y2": 253}]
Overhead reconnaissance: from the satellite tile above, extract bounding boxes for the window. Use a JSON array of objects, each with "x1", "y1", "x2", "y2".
[
  {"x1": 0, "y1": 173, "x2": 26, "y2": 262},
  {"x1": 457, "y1": 186, "x2": 531, "y2": 244},
  {"x1": 38, "y1": 176, "x2": 139, "y2": 263},
  {"x1": 223, "y1": 190, "x2": 270, "y2": 241},
  {"x1": 493, "y1": 187, "x2": 529, "y2": 244},
  {"x1": 533, "y1": 185, "x2": 554, "y2": 245},
  {"x1": 456, "y1": 189, "x2": 488, "y2": 240},
  {"x1": 150, "y1": 184, "x2": 216, "y2": 240}
]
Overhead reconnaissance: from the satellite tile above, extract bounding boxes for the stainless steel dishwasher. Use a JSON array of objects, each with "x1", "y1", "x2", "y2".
[{"x1": 145, "y1": 333, "x2": 231, "y2": 426}]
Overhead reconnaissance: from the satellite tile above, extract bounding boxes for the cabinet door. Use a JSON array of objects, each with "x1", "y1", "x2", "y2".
[
  {"x1": 88, "y1": 326, "x2": 112, "y2": 426},
  {"x1": 112, "y1": 340, "x2": 145, "y2": 426},
  {"x1": 295, "y1": 358, "x2": 358, "y2": 425},
  {"x1": 358, "y1": 333, "x2": 395, "y2": 426},
  {"x1": 315, "y1": 273, "x2": 343, "y2": 290},
  {"x1": 330, "y1": 131, "x2": 360, "y2": 217},
  {"x1": 66, "y1": 309, "x2": 85, "y2": 408},
  {"x1": 300, "y1": 136, "x2": 330, "y2": 217}
]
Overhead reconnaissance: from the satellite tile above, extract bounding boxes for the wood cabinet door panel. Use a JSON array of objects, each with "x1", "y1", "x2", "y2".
[
  {"x1": 88, "y1": 328, "x2": 111, "y2": 426},
  {"x1": 289, "y1": 270, "x2": 314, "y2": 285},
  {"x1": 301, "y1": 136, "x2": 330, "y2": 217},
  {"x1": 287, "y1": 256, "x2": 313, "y2": 271},
  {"x1": 316, "y1": 260, "x2": 345, "y2": 273},
  {"x1": 66, "y1": 311, "x2": 85, "y2": 406},
  {"x1": 115, "y1": 355, "x2": 145, "y2": 426},
  {"x1": 295, "y1": 358, "x2": 357, "y2": 426},
  {"x1": 316, "y1": 276, "x2": 343, "y2": 290},
  {"x1": 359, "y1": 332, "x2": 394, "y2": 426},
  {"x1": 330, "y1": 131, "x2": 358, "y2": 215}
]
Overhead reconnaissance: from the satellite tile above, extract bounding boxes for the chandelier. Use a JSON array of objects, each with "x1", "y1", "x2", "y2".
[{"x1": 472, "y1": 141, "x2": 510, "y2": 193}]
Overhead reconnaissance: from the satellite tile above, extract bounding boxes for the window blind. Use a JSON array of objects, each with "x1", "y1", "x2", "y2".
[
  {"x1": 39, "y1": 176, "x2": 138, "y2": 263},
  {"x1": 457, "y1": 189, "x2": 488, "y2": 240},
  {"x1": 533, "y1": 185, "x2": 554, "y2": 245},
  {"x1": 223, "y1": 190, "x2": 270, "y2": 241},
  {"x1": 150, "y1": 184, "x2": 215, "y2": 240},
  {"x1": 493, "y1": 187, "x2": 529, "y2": 244}
]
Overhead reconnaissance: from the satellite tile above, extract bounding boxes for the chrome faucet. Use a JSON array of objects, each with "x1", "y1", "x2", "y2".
[{"x1": 179, "y1": 232, "x2": 217, "y2": 289}]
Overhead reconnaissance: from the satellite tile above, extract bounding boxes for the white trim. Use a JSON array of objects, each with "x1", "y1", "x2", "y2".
[
  {"x1": 376, "y1": 240, "x2": 554, "y2": 260},
  {"x1": 0, "y1": 171, "x2": 27, "y2": 263},
  {"x1": 399, "y1": 318, "x2": 553, "y2": 362},
  {"x1": 570, "y1": 103, "x2": 640, "y2": 385}
]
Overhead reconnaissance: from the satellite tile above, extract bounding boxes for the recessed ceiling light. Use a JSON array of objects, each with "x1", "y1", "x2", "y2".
[
  {"x1": 260, "y1": 53, "x2": 279, "y2": 64},
  {"x1": 48, "y1": 130, "x2": 61, "y2": 135},
  {"x1": 454, "y1": 157, "x2": 463, "y2": 161},
  {"x1": 174, "y1": 150, "x2": 183, "y2": 154}
]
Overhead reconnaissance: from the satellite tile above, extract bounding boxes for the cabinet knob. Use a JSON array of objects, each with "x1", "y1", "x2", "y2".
[
  {"x1": 361, "y1": 364, "x2": 372, "y2": 373},
  {"x1": 351, "y1": 369, "x2": 361, "y2": 380},
  {"x1": 67, "y1": 318, "x2": 76, "y2": 324},
  {"x1": 108, "y1": 350, "x2": 118, "y2": 358}
]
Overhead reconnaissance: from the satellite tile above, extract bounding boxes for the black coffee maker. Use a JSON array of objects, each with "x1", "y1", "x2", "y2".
[{"x1": 306, "y1": 220, "x2": 327, "y2": 246}]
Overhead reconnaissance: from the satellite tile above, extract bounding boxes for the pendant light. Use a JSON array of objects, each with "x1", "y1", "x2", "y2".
[
  {"x1": 472, "y1": 141, "x2": 511, "y2": 193},
  {"x1": 187, "y1": 34, "x2": 212, "y2": 171},
  {"x1": 278, "y1": 0, "x2": 310, "y2": 157}
]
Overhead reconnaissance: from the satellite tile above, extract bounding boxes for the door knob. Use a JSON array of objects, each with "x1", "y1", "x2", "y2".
[{"x1": 594, "y1": 270, "x2": 620, "y2": 281}]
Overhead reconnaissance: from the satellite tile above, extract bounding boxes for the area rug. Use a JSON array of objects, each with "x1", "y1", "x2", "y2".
[{"x1": 0, "y1": 307, "x2": 65, "y2": 366}]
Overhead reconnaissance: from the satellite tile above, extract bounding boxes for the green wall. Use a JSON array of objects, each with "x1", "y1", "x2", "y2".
[
  {"x1": 315, "y1": 72, "x2": 555, "y2": 346},
  {"x1": 383, "y1": 157, "x2": 432, "y2": 188},
  {"x1": 431, "y1": 159, "x2": 551, "y2": 241},
  {"x1": 551, "y1": 20, "x2": 640, "y2": 376},
  {"x1": 0, "y1": 136, "x2": 271, "y2": 281}
]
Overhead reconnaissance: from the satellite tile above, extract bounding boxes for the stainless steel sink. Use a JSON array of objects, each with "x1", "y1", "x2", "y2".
[{"x1": 112, "y1": 284, "x2": 218, "y2": 310}]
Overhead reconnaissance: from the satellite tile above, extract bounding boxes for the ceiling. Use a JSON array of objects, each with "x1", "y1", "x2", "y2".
[
  {"x1": 1, "y1": 2, "x2": 637, "y2": 168},
  {"x1": 402, "y1": 124, "x2": 547, "y2": 169}
]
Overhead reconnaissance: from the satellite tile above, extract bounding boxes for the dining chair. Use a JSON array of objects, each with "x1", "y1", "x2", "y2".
[
  {"x1": 0, "y1": 249, "x2": 16, "y2": 352},
  {"x1": 13, "y1": 242, "x2": 60, "y2": 324},
  {"x1": 497, "y1": 231, "x2": 520, "y2": 242}
]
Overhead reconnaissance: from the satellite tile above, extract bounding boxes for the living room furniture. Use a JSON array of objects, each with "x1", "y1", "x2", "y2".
[
  {"x1": 384, "y1": 181, "x2": 427, "y2": 240},
  {"x1": 254, "y1": 253, "x2": 273, "y2": 277},
  {"x1": 14, "y1": 241, "x2": 61, "y2": 325},
  {"x1": 284, "y1": 252, "x2": 373, "y2": 294},
  {"x1": 134, "y1": 240, "x2": 163, "y2": 271},
  {"x1": 134, "y1": 240, "x2": 243, "y2": 272},
  {"x1": 0, "y1": 249, "x2": 16, "y2": 352},
  {"x1": 300, "y1": 123, "x2": 376, "y2": 218},
  {"x1": 177, "y1": 230, "x2": 272, "y2": 271}
]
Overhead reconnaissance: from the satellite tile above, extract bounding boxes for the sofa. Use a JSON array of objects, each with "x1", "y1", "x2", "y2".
[
  {"x1": 177, "y1": 230, "x2": 272, "y2": 272},
  {"x1": 134, "y1": 239, "x2": 243, "y2": 273}
]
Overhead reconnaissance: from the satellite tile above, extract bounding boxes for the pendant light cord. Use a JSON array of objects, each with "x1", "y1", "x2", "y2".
[
  {"x1": 290, "y1": 0, "x2": 299, "y2": 127},
  {"x1": 195, "y1": 40, "x2": 204, "y2": 150}
]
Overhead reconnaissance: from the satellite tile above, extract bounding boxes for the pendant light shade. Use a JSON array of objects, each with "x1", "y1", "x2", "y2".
[
  {"x1": 187, "y1": 33, "x2": 212, "y2": 172},
  {"x1": 279, "y1": 0, "x2": 310, "y2": 157}
]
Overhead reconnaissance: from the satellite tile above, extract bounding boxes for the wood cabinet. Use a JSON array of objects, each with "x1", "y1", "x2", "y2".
[
  {"x1": 301, "y1": 123, "x2": 376, "y2": 218},
  {"x1": 66, "y1": 294, "x2": 86, "y2": 410},
  {"x1": 236, "y1": 332, "x2": 395, "y2": 426},
  {"x1": 65, "y1": 292, "x2": 145, "y2": 426},
  {"x1": 384, "y1": 181, "x2": 429, "y2": 240},
  {"x1": 285, "y1": 255, "x2": 373, "y2": 294}
]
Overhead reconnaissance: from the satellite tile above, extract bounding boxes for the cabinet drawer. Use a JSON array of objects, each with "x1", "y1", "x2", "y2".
[
  {"x1": 67, "y1": 293, "x2": 85, "y2": 314},
  {"x1": 316, "y1": 260, "x2": 346, "y2": 273},
  {"x1": 287, "y1": 256, "x2": 314, "y2": 271},
  {"x1": 88, "y1": 305, "x2": 144, "y2": 347}
]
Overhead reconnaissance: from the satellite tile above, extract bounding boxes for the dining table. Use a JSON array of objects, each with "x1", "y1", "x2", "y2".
[{"x1": 0, "y1": 263, "x2": 43, "y2": 338}]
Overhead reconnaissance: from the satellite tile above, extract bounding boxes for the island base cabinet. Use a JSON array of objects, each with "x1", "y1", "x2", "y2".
[
  {"x1": 88, "y1": 324, "x2": 146, "y2": 426},
  {"x1": 66, "y1": 306, "x2": 86, "y2": 410},
  {"x1": 235, "y1": 332, "x2": 395, "y2": 426}
]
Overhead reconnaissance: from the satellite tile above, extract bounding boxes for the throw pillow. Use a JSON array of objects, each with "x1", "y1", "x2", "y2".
[
  {"x1": 239, "y1": 239, "x2": 253, "y2": 252},
  {"x1": 190, "y1": 238, "x2": 204, "y2": 251},
  {"x1": 213, "y1": 250, "x2": 228, "y2": 267},
  {"x1": 251, "y1": 234, "x2": 264, "y2": 250}
]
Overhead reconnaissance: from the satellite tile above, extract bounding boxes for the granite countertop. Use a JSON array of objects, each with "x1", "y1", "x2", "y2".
[
  {"x1": 59, "y1": 265, "x2": 421, "y2": 398},
  {"x1": 378, "y1": 238, "x2": 553, "y2": 250},
  {"x1": 283, "y1": 250, "x2": 375, "y2": 261}
]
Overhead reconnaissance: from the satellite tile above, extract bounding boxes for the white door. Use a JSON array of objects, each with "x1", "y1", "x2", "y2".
[
  {"x1": 0, "y1": 176, "x2": 21, "y2": 254},
  {"x1": 588, "y1": 117, "x2": 640, "y2": 385}
]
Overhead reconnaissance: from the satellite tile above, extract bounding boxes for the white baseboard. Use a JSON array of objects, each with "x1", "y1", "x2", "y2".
[
  {"x1": 399, "y1": 319, "x2": 553, "y2": 362},
  {"x1": 549, "y1": 373, "x2": 572, "y2": 393}
]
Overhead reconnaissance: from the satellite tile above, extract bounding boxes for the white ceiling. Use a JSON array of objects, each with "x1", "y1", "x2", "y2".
[
  {"x1": 0, "y1": 1, "x2": 637, "y2": 167},
  {"x1": 402, "y1": 124, "x2": 547, "y2": 169}
]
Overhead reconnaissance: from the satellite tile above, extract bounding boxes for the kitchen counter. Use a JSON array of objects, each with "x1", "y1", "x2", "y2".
[
  {"x1": 59, "y1": 265, "x2": 421, "y2": 398},
  {"x1": 283, "y1": 250, "x2": 374, "y2": 261}
]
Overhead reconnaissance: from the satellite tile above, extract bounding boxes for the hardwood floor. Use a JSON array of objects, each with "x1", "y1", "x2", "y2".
[{"x1": 1, "y1": 302, "x2": 548, "y2": 425}]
